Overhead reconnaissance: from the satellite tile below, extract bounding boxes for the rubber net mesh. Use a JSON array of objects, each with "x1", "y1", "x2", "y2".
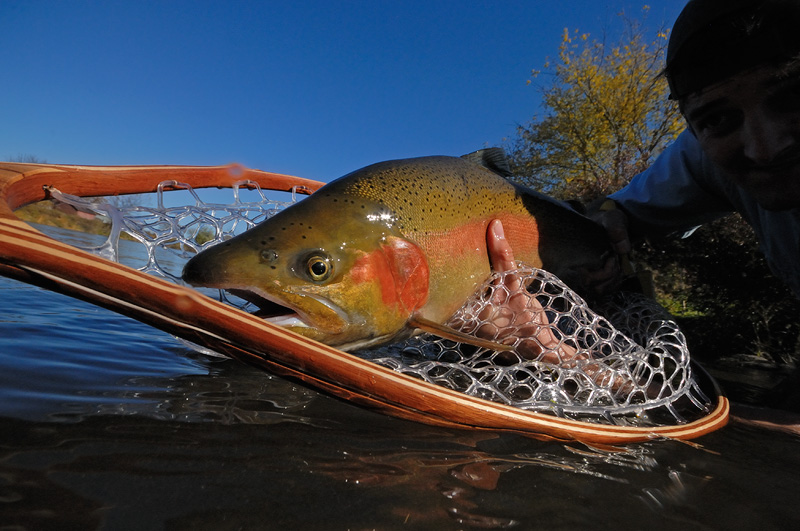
[{"x1": 44, "y1": 181, "x2": 713, "y2": 427}]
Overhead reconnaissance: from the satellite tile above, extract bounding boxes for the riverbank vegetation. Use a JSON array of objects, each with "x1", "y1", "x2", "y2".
[{"x1": 15, "y1": 200, "x2": 113, "y2": 235}]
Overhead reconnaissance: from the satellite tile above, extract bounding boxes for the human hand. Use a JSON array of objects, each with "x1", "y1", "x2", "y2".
[
  {"x1": 577, "y1": 202, "x2": 633, "y2": 297},
  {"x1": 592, "y1": 203, "x2": 631, "y2": 256},
  {"x1": 462, "y1": 219, "x2": 636, "y2": 393},
  {"x1": 473, "y1": 219, "x2": 579, "y2": 364}
]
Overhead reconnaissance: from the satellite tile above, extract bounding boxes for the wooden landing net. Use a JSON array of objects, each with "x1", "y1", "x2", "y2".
[{"x1": 0, "y1": 162, "x2": 729, "y2": 444}]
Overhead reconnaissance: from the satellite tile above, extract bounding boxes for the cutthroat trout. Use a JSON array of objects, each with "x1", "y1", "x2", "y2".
[{"x1": 182, "y1": 149, "x2": 611, "y2": 350}]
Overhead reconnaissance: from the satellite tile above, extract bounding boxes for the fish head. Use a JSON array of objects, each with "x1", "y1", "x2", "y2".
[{"x1": 181, "y1": 195, "x2": 430, "y2": 350}]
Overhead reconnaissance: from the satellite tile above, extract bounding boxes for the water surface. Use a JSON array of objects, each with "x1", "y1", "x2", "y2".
[{"x1": 2, "y1": 227, "x2": 799, "y2": 530}]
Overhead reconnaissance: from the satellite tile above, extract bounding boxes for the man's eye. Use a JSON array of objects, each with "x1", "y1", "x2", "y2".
[
  {"x1": 770, "y1": 81, "x2": 800, "y2": 112},
  {"x1": 692, "y1": 110, "x2": 741, "y2": 137}
]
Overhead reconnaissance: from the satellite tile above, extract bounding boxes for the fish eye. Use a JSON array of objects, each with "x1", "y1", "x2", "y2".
[{"x1": 303, "y1": 253, "x2": 333, "y2": 282}]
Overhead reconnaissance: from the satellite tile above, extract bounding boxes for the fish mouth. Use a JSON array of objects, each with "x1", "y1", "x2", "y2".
[
  {"x1": 225, "y1": 288, "x2": 350, "y2": 333},
  {"x1": 226, "y1": 288, "x2": 310, "y2": 328},
  {"x1": 227, "y1": 289, "x2": 286, "y2": 317}
]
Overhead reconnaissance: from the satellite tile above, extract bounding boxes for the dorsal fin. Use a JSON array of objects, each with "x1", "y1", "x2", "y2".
[
  {"x1": 461, "y1": 148, "x2": 513, "y2": 177},
  {"x1": 408, "y1": 315, "x2": 513, "y2": 352}
]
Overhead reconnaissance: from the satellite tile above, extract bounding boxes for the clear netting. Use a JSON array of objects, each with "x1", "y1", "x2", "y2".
[
  {"x1": 360, "y1": 271, "x2": 710, "y2": 425},
  {"x1": 45, "y1": 180, "x2": 298, "y2": 282},
  {"x1": 43, "y1": 182, "x2": 713, "y2": 426}
]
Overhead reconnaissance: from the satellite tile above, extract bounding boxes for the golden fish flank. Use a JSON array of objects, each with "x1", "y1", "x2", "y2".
[{"x1": 182, "y1": 150, "x2": 611, "y2": 350}]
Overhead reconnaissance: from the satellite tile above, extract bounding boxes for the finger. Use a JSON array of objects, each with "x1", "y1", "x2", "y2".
[
  {"x1": 486, "y1": 219, "x2": 525, "y2": 295},
  {"x1": 487, "y1": 219, "x2": 516, "y2": 272}
]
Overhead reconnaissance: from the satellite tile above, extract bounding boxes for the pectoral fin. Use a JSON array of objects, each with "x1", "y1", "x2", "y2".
[{"x1": 408, "y1": 316, "x2": 513, "y2": 352}]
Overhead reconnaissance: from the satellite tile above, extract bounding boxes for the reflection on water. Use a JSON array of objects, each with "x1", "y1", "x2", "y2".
[{"x1": 2, "y1": 226, "x2": 800, "y2": 529}]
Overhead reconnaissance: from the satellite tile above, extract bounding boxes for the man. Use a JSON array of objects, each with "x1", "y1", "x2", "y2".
[
  {"x1": 602, "y1": 0, "x2": 800, "y2": 300},
  {"x1": 486, "y1": 0, "x2": 800, "y2": 432}
]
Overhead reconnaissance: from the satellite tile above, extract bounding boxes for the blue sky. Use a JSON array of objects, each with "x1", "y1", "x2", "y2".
[{"x1": 1, "y1": 1, "x2": 685, "y2": 184}]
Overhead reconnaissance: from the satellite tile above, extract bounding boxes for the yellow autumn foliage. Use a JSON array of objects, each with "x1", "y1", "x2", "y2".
[{"x1": 508, "y1": 9, "x2": 684, "y2": 201}]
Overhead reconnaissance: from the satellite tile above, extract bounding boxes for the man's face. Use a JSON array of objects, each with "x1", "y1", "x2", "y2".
[{"x1": 682, "y1": 63, "x2": 800, "y2": 210}]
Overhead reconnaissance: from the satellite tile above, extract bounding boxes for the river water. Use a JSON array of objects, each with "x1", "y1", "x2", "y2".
[{"x1": 1, "y1": 226, "x2": 799, "y2": 530}]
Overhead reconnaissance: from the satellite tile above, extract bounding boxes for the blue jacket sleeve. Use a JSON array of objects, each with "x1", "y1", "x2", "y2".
[{"x1": 609, "y1": 130, "x2": 735, "y2": 238}]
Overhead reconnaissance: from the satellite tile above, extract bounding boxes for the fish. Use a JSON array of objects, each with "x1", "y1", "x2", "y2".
[{"x1": 181, "y1": 149, "x2": 611, "y2": 351}]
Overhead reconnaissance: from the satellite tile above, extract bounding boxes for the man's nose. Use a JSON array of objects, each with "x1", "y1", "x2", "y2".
[{"x1": 742, "y1": 111, "x2": 794, "y2": 164}]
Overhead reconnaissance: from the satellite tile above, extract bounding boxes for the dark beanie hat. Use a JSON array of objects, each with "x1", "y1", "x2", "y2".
[{"x1": 665, "y1": 0, "x2": 800, "y2": 100}]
